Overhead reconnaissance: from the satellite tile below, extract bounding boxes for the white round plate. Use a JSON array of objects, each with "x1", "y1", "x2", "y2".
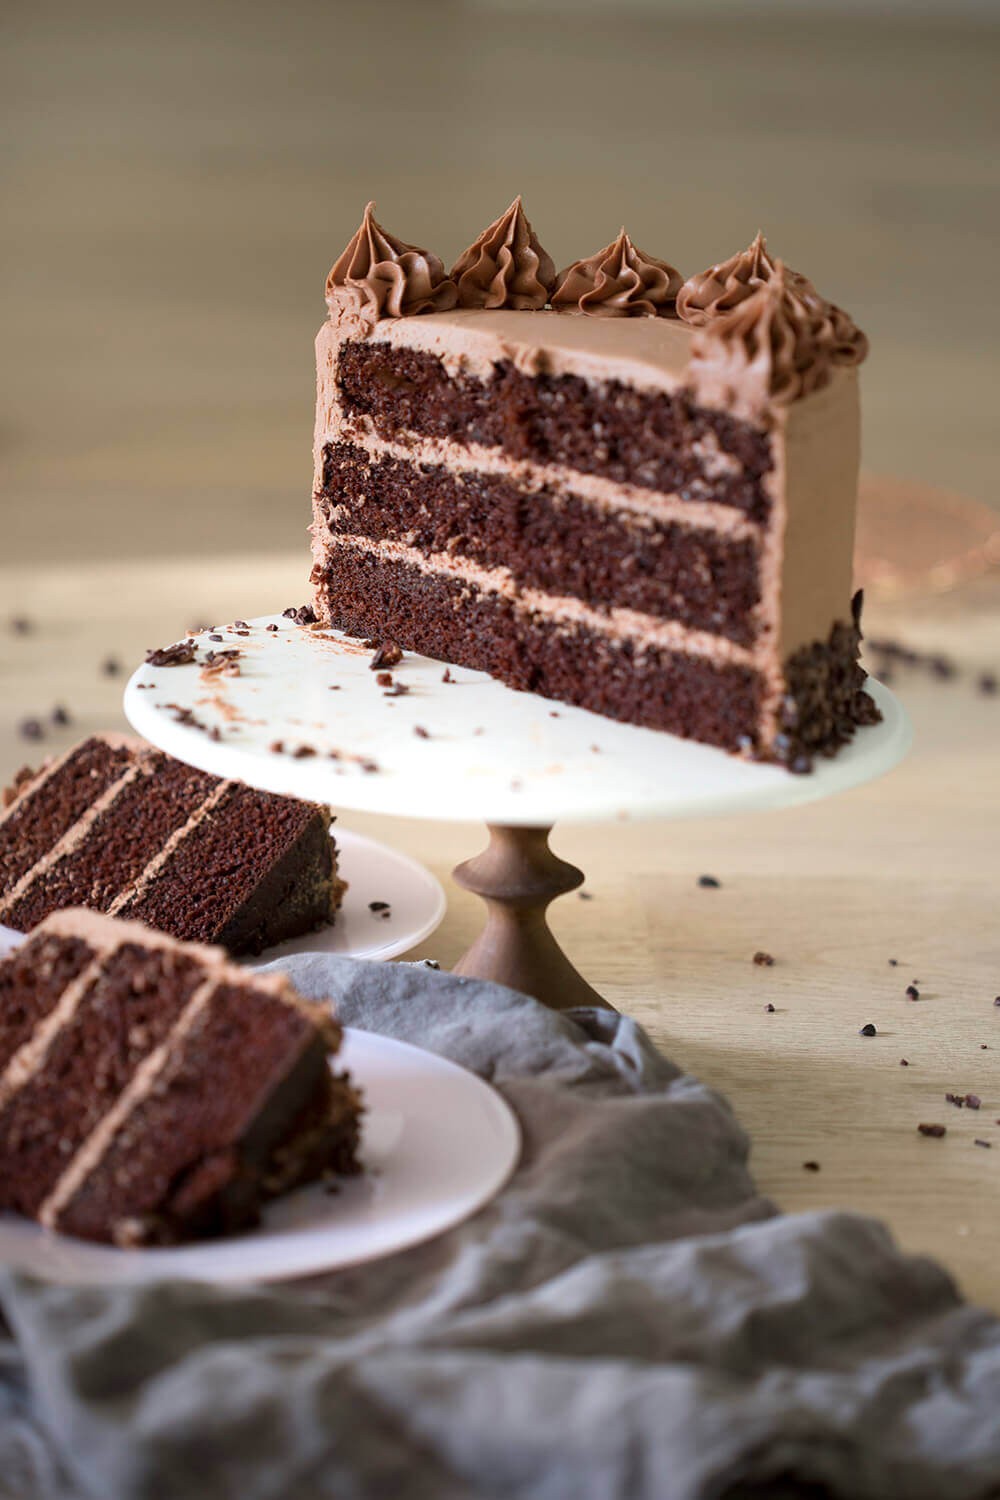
[
  {"x1": 0, "y1": 829, "x2": 446, "y2": 968},
  {"x1": 124, "y1": 615, "x2": 911, "y2": 827},
  {"x1": 0, "y1": 1028, "x2": 520, "y2": 1285}
]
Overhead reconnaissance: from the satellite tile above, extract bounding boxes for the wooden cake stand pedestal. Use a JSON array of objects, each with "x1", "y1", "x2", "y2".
[{"x1": 124, "y1": 616, "x2": 911, "y2": 1012}]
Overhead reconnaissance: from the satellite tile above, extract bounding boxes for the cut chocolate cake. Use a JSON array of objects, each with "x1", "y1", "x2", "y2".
[
  {"x1": 0, "y1": 910, "x2": 361, "y2": 1245},
  {"x1": 310, "y1": 200, "x2": 880, "y2": 769},
  {"x1": 0, "y1": 734, "x2": 345, "y2": 953}
]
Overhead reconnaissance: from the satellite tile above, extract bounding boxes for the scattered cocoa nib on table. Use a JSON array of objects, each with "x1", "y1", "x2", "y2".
[
  {"x1": 802, "y1": 1161, "x2": 820, "y2": 1172},
  {"x1": 698, "y1": 875, "x2": 721, "y2": 889},
  {"x1": 859, "y1": 1023, "x2": 878, "y2": 1037},
  {"x1": 414, "y1": 725, "x2": 430, "y2": 739},
  {"x1": 18, "y1": 718, "x2": 44, "y2": 742},
  {"x1": 146, "y1": 641, "x2": 197, "y2": 668},
  {"x1": 266, "y1": 623, "x2": 279, "y2": 633},
  {"x1": 764, "y1": 1003, "x2": 776, "y2": 1013},
  {"x1": 905, "y1": 984, "x2": 920, "y2": 1001},
  {"x1": 51, "y1": 704, "x2": 71, "y2": 726},
  {"x1": 918, "y1": 1123, "x2": 947, "y2": 1138},
  {"x1": 369, "y1": 640, "x2": 403, "y2": 670},
  {"x1": 442, "y1": 668, "x2": 454, "y2": 683},
  {"x1": 369, "y1": 901, "x2": 390, "y2": 918},
  {"x1": 753, "y1": 951, "x2": 775, "y2": 967},
  {"x1": 375, "y1": 672, "x2": 393, "y2": 687},
  {"x1": 101, "y1": 656, "x2": 122, "y2": 677}
]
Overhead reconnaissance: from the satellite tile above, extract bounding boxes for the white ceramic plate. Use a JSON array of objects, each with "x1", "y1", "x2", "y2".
[
  {"x1": 0, "y1": 1028, "x2": 520, "y2": 1284},
  {"x1": 0, "y1": 828, "x2": 446, "y2": 966}
]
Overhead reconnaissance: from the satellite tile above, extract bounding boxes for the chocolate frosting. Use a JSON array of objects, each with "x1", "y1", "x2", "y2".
[
  {"x1": 450, "y1": 197, "x2": 555, "y2": 311},
  {"x1": 677, "y1": 231, "x2": 867, "y2": 366},
  {"x1": 325, "y1": 203, "x2": 458, "y2": 329},
  {"x1": 551, "y1": 228, "x2": 682, "y2": 317},
  {"x1": 687, "y1": 261, "x2": 852, "y2": 417}
]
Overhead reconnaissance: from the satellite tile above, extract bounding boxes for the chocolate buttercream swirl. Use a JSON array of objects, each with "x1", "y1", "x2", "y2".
[
  {"x1": 551, "y1": 228, "x2": 682, "y2": 317},
  {"x1": 687, "y1": 261, "x2": 851, "y2": 419},
  {"x1": 325, "y1": 202, "x2": 457, "y2": 329},
  {"x1": 450, "y1": 197, "x2": 555, "y2": 311},
  {"x1": 678, "y1": 231, "x2": 867, "y2": 366}
]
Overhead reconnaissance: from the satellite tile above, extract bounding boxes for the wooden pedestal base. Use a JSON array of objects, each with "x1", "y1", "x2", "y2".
[{"x1": 452, "y1": 824, "x2": 612, "y2": 1012}]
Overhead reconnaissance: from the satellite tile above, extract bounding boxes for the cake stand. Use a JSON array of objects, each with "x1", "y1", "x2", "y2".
[{"x1": 123, "y1": 615, "x2": 911, "y2": 1011}]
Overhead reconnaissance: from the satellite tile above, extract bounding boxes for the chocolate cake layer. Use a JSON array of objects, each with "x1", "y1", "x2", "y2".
[
  {"x1": 113, "y1": 786, "x2": 336, "y2": 954},
  {"x1": 320, "y1": 442, "x2": 762, "y2": 646},
  {"x1": 0, "y1": 943, "x2": 204, "y2": 1217},
  {"x1": 0, "y1": 738, "x2": 133, "y2": 893},
  {"x1": 0, "y1": 911, "x2": 363, "y2": 1246},
  {"x1": 314, "y1": 542, "x2": 762, "y2": 751},
  {"x1": 0, "y1": 932, "x2": 95, "y2": 1074},
  {"x1": 335, "y1": 341, "x2": 774, "y2": 521},
  {"x1": 1, "y1": 755, "x2": 217, "y2": 934},
  {"x1": 50, "y1": 975, "x2": 358, "y2": 1245},
  {"x1": 0, "y1": 736, "x2": 343, "y2": 955}
]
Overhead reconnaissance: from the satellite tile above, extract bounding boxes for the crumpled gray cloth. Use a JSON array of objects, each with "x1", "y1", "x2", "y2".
[{"x1": 2, "y1": 955, "x2": 1000, "y2": 1500}]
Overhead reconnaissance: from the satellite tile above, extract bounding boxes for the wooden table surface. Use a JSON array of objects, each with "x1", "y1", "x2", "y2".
[{"x1": 1, "y1": 556, "x2": 998, "y2": 1310}]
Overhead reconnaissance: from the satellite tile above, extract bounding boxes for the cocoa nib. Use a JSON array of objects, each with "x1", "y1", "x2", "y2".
[
  {"x1": 369, "y1": 640, "x2": 403, "y2": 670},
  {"x1": 282, "y1": 604, "x2": 317, "y2": 626},
  {"x1": 698, "y1": 875, "x2": 721, "y2": 889},
  {"x1": 146, "y1": 641, "x2": 197, "y2": 668},
  {"x1": 753, "y1": 951, "x2": 775, "y2": 967},
  {"x1": 918, "y1": 1123, "x2": 946, "y2": 1138}
]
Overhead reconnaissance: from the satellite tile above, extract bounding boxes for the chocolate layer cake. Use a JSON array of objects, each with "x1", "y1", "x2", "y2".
[
  {"x1": 0, "y1": 910, "x2": 361, "y2": 1245},
  {"x1": 310, "y1": 200, "x2": 880, "y2": 769},
  {"x1": 0, "y1": 734, "x2": 345, "y2": 953}
]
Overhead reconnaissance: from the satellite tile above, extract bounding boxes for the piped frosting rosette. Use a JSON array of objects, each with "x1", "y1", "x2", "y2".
[
  {"x1": 551, "y1": 228, "x2": 682, "y2": 317},
  {"x1": 451, "y1": 197, "x2": 555, "y2": 311},
  {"x1": 326, "y1": 202, "x2": 458, "y2": 329}
]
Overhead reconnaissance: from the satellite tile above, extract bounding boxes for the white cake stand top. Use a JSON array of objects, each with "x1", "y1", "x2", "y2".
[{"x1": 123, "y1": 614, "x2": 910, "y2": 827}]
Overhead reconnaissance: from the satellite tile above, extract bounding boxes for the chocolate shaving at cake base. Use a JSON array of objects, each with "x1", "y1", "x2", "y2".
[{"x1": 146, "y1": 641, "x2": 197, "y2": 668}]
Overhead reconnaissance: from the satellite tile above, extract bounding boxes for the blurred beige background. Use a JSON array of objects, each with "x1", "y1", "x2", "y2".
[{"x1": 3, "y1": 0, "x2": 999, "y2": 564}]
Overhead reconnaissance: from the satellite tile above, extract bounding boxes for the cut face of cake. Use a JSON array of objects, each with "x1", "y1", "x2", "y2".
[
  {"x1": 0, "y1": 910, "x2": 361, "y2": 1245},
  {"x1": 310, "y1": 202, "x2": 879, "y2": 770},
  {"x1": 0, "y1": 734, "x2": 345, "y2": 953}
]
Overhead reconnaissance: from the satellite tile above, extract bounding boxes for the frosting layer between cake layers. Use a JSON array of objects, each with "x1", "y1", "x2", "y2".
[{"x1": 311, "y1": 306, "x2": 869, "y2": 763}]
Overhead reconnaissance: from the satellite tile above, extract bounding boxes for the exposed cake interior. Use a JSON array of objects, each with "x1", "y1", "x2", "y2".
[
  {"x1": 0, "y1": 735, "x2": 345, "y2": 952},
  {"x1": 0, "y1": 910, "x2": 362, "y2": 1246}
]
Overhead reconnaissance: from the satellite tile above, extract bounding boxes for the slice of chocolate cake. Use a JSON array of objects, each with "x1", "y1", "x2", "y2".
[
  {"x1": 310, "y1": 200, "x2": 879, "y2": 770},
  {"x1": 0, "y1": 734, "x2": 345, "y2": 954},
  {"x1": 0, "y1": 910, "x2": 361, "y2": 1246}
]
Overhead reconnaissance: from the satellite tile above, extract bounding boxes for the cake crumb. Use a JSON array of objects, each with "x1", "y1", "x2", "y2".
[
  {"x1": 753, "y1": 951, "x2": 775, "y2": 967},
  {"x1": 375, "y1": 672, "x2": 393, "y2": 687},
  {"x1": 905, "y1": 984, "x2": 920, "y2": 1001},
  {"x1": 442, "y1": 668, "x2": 453, "y2": 683},
  {"x1": 918, "y1": 1123, "x2": 946, "y2": 1138},
  {"x1": 369, "y1": 640, "x2": 403, "y2": 669},
  {"x1": 414, "y1": 725, "x2": 430, "y2": 739},
  {"x1": 18, "y1": 718, "x2": 44, "y2": 741},
  {"x1": 900, "y1": 1058, "x2": 910, "y2": 1066}
]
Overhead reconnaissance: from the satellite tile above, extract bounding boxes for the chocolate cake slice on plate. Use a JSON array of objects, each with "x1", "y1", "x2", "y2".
[
  {"x1": 0, "y1": 734, "x2": 345, "y2": 954},
  {"x1": 310, "y1": 199, "x2": 879, "y2": 770},
  {"x1": 0, "y1": 909, "x2": 361, "y2": 1246}
]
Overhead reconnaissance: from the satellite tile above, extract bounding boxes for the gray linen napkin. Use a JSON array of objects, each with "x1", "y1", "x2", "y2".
[{"x1": 2, "y1": 955, "x2": 1000, "y2": 1500}]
